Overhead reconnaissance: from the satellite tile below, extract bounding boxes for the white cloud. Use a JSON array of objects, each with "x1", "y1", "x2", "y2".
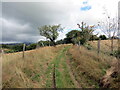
[{"x1": 1, "y1": 0, "x2": 120, "y2": 43}]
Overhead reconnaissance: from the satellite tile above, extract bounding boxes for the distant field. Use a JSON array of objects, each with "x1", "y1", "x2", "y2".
[
  {"x1": 88, "y1": 39, "x2": 118, "y2": 53},
  {"x1": 2, "y1": 40, "x2": 119, "y2": 88}
]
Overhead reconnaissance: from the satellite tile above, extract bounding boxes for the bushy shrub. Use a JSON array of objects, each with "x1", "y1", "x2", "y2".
[
  {"x1": 89, "y1": 35, "x2": 99, "y2": 41},
  {"x1": 26, "y1": 43, "x2": 37, "y2": 50},
  {"x1": 5, "y1": 49, "x2": 15, "y2": 53},
  {"x1": 99, "y1": 35, "x2": 107, "y2": 40},
  {"x1": 11, "y1": 44, "x2": 23, "y2": 51}
]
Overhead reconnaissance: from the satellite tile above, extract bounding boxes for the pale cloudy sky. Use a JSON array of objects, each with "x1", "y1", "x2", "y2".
[{"x1": 0, "y1": 0, "x2": 120, "y2": 43}]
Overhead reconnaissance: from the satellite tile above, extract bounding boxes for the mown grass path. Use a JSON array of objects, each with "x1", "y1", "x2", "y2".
[{"x1": 45, "y1": 45, "x2": 76, "y2": 88}]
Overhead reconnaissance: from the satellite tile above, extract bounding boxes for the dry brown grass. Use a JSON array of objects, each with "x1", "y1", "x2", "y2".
[
  {"x1": 67, "y1": 45, "x2": 117, "y2": 88},
  {"x1": 2, "y1": 42, "x2": 118, "y2": 88},
  {"x1": 2, "y1": 45, "x2": 65, "y2": 88},
  {"x1": 88, "y1": 39, "x2": 118, "y2": 53}
]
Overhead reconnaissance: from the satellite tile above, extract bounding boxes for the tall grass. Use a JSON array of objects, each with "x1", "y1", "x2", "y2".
[
  {"x1": 67, "y1": 45, "x2": 117, "y2": 88},
  {"x1": 2, "y1": 45, "x2": 64, "y2": 88},
  {"x1": 2, "y1": 41, "x2": 118, "y2": 88}
]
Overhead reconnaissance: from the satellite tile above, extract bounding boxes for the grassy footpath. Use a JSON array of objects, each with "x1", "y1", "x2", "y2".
[{"x1": 45, "y1": 45, "x2": 75, "y2": 88}]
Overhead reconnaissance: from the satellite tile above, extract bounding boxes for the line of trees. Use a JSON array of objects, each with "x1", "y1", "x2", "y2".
[
  {"x1": 38, "y1": 22, "x2": 110, "y2": 46},
  {"x1": 2, "y1": 21, "x2": 118, "y2": 54}
]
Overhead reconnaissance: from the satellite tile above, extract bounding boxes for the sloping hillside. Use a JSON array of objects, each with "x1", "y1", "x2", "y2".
[{"x1": 2, "y1": 41, "x2": 119, "y2": 88}]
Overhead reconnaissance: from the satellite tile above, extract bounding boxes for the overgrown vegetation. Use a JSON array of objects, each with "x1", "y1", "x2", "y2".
[
  {"x1": 2, "y1": 41, "x2": 119, "y2": 88},
  {"x1": 67, "y1": 45, "x2": 117, "y2": 88}
]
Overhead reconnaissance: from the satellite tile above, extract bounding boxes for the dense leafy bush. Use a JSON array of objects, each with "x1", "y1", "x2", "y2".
[
  {"x1": 26, "y1": 43, "x2": 37, "y2": 50},
  {"x1": 11, "y1": 44, "x2": 23, "y2": 51},
  {"x1": 99, "y1": 35, "x2": 107, "y2": 40},
  {"x1": 89, "y1": 35, "x2": 99, "y2": 41},
  {"x1": 5, "y1": 49, "x2": 15, "y2": 53}
]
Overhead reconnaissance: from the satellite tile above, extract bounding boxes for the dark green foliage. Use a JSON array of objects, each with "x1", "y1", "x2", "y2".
[
  {"x1": 63, "y1": 38, "x2": 72, "y2": 44},
  {"x1": 89, "y1": 35, "x2": 99, "y2": 41},
  {"x1": 66, "y1": 30, "x2": 81, "y2": 45},
  {"x1": 99, "y1": 35, "x2": 107, "y2": 40},
  {"x1": 2, "y1": 44, "x2": 24, "y2": 53},
  {"x1": 56, "y1": 39, "x2": 65, "y2": 45},
  {"x1": 26, "y1": 43, "x2": 37, "y2": 50},
  {"x1": 65, "y1": 29, "x2": 94, "y2": 45},
  {"x1": 1, "y1": 44, "x2": 9, "y2": 48},
  {"x1": 65, "y1": 22, "x2": 94, "y2": 45},
  {"x1": 11, "y1": 44, "x2": 23, "y2": 51},
  {"x1": 5, "y1": 49, "x2": 15, "y2": 53}
]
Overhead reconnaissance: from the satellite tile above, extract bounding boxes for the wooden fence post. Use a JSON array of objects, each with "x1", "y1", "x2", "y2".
[
  {"x1": 49, "y1": 41, "x2": 50, "y2": 47},
  {"x1": 79, "y1": 41, "x2": 81, "y2": 46},
  {"x1": 23, "y1": 43, "x2": 26, "y2": 58},
  {"x1": 1, "y1": 49, "x2": 4, "y2": 54},
  {"x1": 77, "y1": 41, "x2": 81, "y2": 53},
  {"x1": 41, "y1": 42, "x2": 44, "y2": 47},
  {"x1": 118, "y1": 38, "x2": 120, "y2": 58},
  {"x1": 98, "y1": 38, "x2": 101, "y2": 54}
]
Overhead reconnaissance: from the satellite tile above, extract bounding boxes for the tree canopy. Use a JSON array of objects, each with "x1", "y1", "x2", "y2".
[
  {"x1": 66, "y1": 30, "x2": 81, "y2": 45},
  {"x1": 38, "y1": 24, "x2": 63, "y2": 45},
  {"x1": 99, "y1": 35, "x2": 107, "y2": 40},
  {"x1": 65, "y1": 22, "x2": 94, "y2": 45}
]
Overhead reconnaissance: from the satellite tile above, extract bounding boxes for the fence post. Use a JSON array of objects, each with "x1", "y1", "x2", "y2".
[
  {"x1": 0, "y1": 49, "x2": 4, "y2": 57},
  {"x1": 1, "y1": 49, "x2": 4, "y2": 54},
  {"x1": 41, "y1": 42, "x2": 44, "y2": 47},
  {"x1": 49, "y1": 41, "x2": 50, "y2": 47},
  {"x1": 23, "y1": 43, "x2": 26, "y2": 58},
  {"x1": 118, "y1": 38, "x2": 120, "y2": 58},
  {"x1": 98, "y1": 38, "x2": 101, "y2": 54},
  {"x1": 77, "y1": 41, "x2": 81, "y2": 53},
  {"x1": 79, "y1": 41, "x2": 81, "y2": 46}
]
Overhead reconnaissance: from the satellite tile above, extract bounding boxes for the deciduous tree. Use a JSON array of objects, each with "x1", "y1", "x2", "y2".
[{"x1": 38, "y1": 24, "x2": 63, "y2": 46}]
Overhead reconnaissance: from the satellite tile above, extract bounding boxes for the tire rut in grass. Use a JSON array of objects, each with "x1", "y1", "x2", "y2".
[
  {"x1": 46, "y1": 46, "x2": 74, "y2": 88},
  {"x1": 55, "y1": 46, "x2": 75, "y2": 88},
  {"x1": 53, "y1": 64, "x2": 56, "y2": 88}
]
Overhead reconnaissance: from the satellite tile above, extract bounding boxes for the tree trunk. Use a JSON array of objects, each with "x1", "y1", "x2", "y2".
[
  {"x1": 49, "y1": 38, "x2": 56, "y2": 46},
  {"x1": 51, "y1": 40, "x2": 56, "y2": 46},
  {"x1": 53, "y1": 41, "x2": 56, "y2": 46}
]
